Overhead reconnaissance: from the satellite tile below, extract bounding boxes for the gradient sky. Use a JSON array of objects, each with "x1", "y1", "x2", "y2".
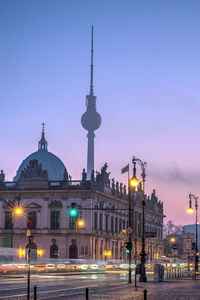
[{"x1": 0, "y1": 0, "x2": 200, "y2": 225}]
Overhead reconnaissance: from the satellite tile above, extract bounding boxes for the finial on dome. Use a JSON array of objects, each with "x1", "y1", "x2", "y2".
[
  {"x1": 42, "y1": 122, "x2": 45, "y2": 132},
  {"x1": 38, "y1": 122, "x2": 48, "y2": 151}
]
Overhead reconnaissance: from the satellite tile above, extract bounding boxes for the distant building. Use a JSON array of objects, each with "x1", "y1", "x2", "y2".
[
  {"x1": 183, "y1": 224, "x2": 200, "y2": 252},
  {"x1": 182, "y1": 232, "x2": 194, "y2": 255}
]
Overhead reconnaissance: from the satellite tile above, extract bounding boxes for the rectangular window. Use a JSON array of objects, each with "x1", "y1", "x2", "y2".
[
  {"x1": 94, "y1": 212, "x2": 98, "y2": 230},
  {"x1": 81, "y1": 246, "x2": 88, "y2": 256},
  {"x1": 122, "y1": 220, "x2": 125, "y2": 230},
  {"x1": 105, "y1": 215, "x2": 109, "y2": 232},
  {"x1": 115, "y1": 242, "x2": 118, "y2": 259},
  {"x1": 119, "y1": 218, "x2": 122, "y2": 233},
  {"x1": 111, "y1": 216, "x2": 114, "y2": 233},
  {"x1": 99, "y1": 213, "x2": 102, "y2": 231},
  {"x1": 100, "y1": 240, "x2": 103, "y2": 256},
  {"x1": 28, "y1": 212, "x2": 37, "y2": 229},
  {"x1": 4, "y1": 211, "x2": 12, "y2": 229},
  {"x1": 115, "y1": 218, "x2": 118, "y2": 233},
  {"x1": 51, "y1": 211, "x2": 60, "y2": 230}
]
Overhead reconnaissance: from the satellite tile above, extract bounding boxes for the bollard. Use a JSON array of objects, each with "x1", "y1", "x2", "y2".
[
  {"x1": 34, "y1": 285, "x2": 37, "y2": 300},
  {"x1": 86, "y1": 287, "x2": 89, "y2": 300},
  {"x1": 144, "y1": 289, "x2": 147, "y2": 300}
]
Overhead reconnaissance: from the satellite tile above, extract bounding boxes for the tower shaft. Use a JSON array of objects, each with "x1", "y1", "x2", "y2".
[{"x1": 87, "y1": 131, "x2": 95, "y2": 178}]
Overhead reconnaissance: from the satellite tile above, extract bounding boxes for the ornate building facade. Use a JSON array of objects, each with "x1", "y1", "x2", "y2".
[{"x1": 0, "y1": 131, "x2": 164, "y2": 261}]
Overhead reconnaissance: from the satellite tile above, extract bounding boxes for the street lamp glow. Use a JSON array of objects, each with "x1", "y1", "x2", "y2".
[
  {"x1": 14, "y1": 207, "x2": 23, "y2": 215},
  {"x1": 18, "y1": 248, "x2": 25, "y2": 258},
  {"x1": 170, "y1": 237, "x2": 176, "y2": 243},
  {"x1": 77, "y1": 220, "x2": 85, "y2": 227},
  {"x1": 130, "y1": 176, "x2": 139, "y2": 187},
  {"x1": 187, "y1": 206, "x2": 193, "y2": 214},
  {"x1": 37, "y1": 249, "x2": 44, "y2": 257}
]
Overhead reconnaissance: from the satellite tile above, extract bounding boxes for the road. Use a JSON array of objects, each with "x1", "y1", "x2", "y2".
[{"x1": 0, "y1": 272, "x2": 131, "y2": 298}]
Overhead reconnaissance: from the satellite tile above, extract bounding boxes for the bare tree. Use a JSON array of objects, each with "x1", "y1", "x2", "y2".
[{"x1": 163, "y1": 220, "x2": 182, "y2": 256}]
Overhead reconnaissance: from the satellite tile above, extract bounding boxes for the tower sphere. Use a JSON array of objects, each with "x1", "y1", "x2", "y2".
[{"x1": 81, "y1": 110, "x2": 102, "y2": 131}]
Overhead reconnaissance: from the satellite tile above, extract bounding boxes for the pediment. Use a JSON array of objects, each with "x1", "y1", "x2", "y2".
[{"x1": 26, "y1": 202, "x2": 42, "y2": 209}]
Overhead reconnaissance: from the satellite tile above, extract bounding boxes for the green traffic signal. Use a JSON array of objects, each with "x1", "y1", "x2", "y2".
[{"x1": 70, "y1": 208, "x2": 77, "y2": 216}]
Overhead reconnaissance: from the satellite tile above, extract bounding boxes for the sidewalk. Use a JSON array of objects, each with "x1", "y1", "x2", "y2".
[
  {"x1": 65, "y1": 278, "x2": 200, "y2": 300},
  {"x1": 91, "y1": 279, "x2": 200, "y2": 300}
]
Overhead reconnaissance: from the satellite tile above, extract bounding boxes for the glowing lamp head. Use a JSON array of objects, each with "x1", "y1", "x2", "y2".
[
  {"x1": 77, "y1": 220, "x2": 85, "y2": 227},
  {"x1": 14, "y1": 207, "x2": 23, "y2": 215},
  {"x1": 187, "y1": 197, "x2": 194, "y2": 214},
  {"x1": 130, "y1": 176, "x2": 139, "y2": 188},
  {"x1": 187, "y1": 206, "x2": 193, "y2": 214},
  {"x1": 170, "y1": 237, "x2": 176, "y2": 243}
]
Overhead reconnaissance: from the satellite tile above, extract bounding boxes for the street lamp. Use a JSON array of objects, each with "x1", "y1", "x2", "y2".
[
  {"x1": 10, "y1": 197, "x2": 24, "y2": 248},
  {"x1": 187, "y1": 193, "x2": 199, "y2": 280},
  {"x1": 127, "y1": 161, "x2": 139, "y2": 284},
  {"x1": 132, "y1": 156, "x2": 147, "y2": 282},
  {"x1": 76, "y1": 219, "x2": 85, "y2": 232}
]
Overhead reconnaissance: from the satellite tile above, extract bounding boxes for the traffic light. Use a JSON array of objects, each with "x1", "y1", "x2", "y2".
[
  {"x1": 69, "y1": 203, "x2": 77, "y2": 217},
  {"x1": 125, "y1": 241, "x2": 132, "y2": 253},
  {"x1": 192, "y1": 242, "x2": 196, "y2": 250}
]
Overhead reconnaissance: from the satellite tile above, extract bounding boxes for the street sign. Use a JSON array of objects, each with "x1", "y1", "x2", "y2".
[
  {"x1": 127, "y1": 227, "x2": 133, "y2": 234},
  {"x1": 172, "y1": 244, "x2": 177, "y2": 250},
  {"x1": 26, "y1": 229, "x2": 31, "y2": 237},
  {"x1": 145, "y1": 232, "x2": 157, "y2": 238}
]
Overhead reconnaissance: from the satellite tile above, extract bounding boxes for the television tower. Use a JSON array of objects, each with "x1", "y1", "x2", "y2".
[{"x1": 81, "y1": 26, "x2": 102, "y2": 179}]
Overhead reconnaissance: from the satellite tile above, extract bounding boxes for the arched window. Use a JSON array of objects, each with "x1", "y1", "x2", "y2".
[
  {"x1": 50, "y1": 239, "x2": 58, "y2": 259},
  {"x1": 69, "y1": 239, "x2": 78, "y2": 259}
]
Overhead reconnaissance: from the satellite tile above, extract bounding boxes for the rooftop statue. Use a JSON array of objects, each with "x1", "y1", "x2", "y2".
[{"x1": 19, "y1": 159, "x2": 48, "y2": 181}]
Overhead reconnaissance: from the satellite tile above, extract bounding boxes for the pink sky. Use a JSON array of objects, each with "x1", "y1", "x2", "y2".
[{"x1": 1, "y1": 0, "x2": 200, "y2": 226}]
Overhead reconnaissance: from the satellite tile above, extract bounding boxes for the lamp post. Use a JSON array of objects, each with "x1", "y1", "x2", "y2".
[
  {"x1": 132, "y1": 156, "x2": 147, "y2": 282},
  {"x1": 187, "y1": 193, "x2": 199, "y2": 280},
  {"x1": 127, "y1": 162, "x2": 139, "y2": 284},
  {"x1": 10, "y1": 196, "x2": 24, "y2": 248}
]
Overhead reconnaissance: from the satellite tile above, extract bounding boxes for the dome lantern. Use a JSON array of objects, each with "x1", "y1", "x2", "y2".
[{"x1": 38, "y1": 122, "x2": 48, "y2": 151}]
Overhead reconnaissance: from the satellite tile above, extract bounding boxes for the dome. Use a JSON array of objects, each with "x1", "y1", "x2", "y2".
[{"x1": 14, "y1": 126, "x2": 68, "y2": 182}]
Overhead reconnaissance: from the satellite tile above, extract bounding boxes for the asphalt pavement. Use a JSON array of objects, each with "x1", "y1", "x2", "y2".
[{"x1": 0, "y1": 272, "x2": 129, "y2": 298}]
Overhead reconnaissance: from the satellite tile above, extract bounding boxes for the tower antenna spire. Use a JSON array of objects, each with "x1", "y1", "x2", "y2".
[
  {"x1": 81, "y1": 26, "x2": 102, "y2": 179},
  {"x1": 90, "y1": 25, "x2": 94, "y2": 95}
]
